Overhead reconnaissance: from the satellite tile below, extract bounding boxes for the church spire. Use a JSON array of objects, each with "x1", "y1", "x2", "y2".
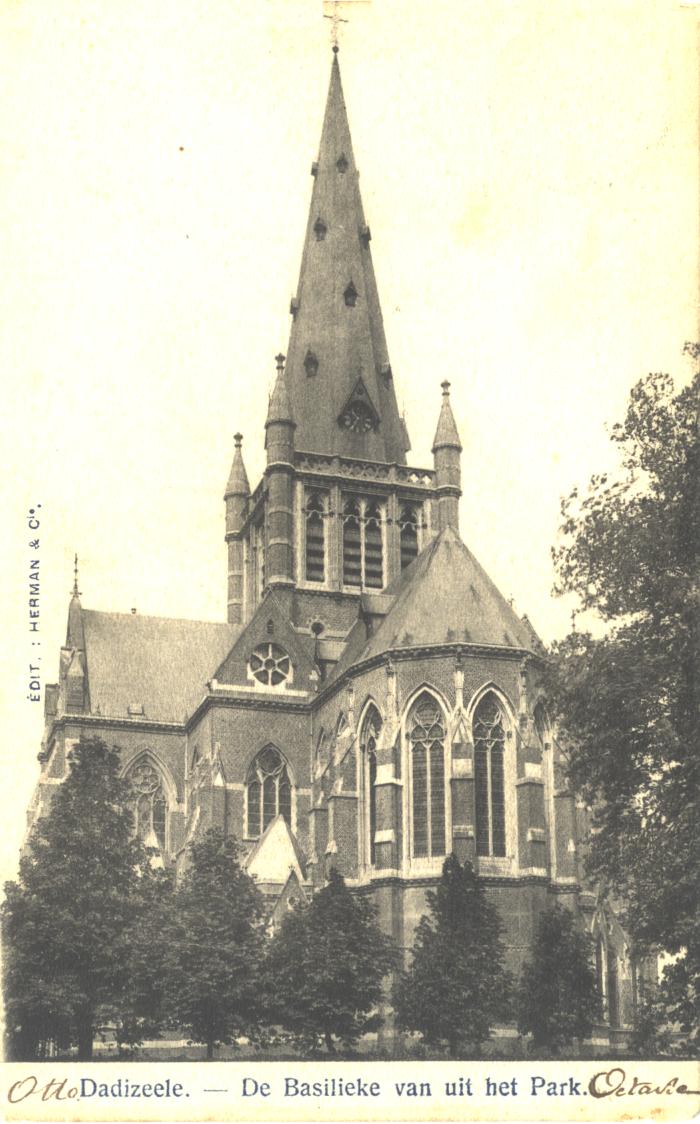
[
  {"x1": 282, "y1": 52, "x2": 409, "y2": 464},
  {"x1": 432, "y1": 381, "x2": 462, "y2": 533},
  {"x1": 66, "y1": 553, "x2": 85, "y2": 649},
  {"x1": 432, "y1": 379, "x2": 462, "y2": 452},
  {"x1": 224, "y1": 433, "x2": 250, "y2": 501}
]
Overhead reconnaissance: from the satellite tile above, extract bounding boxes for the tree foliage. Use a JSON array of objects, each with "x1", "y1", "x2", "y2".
[
  {"x1": 549, "y1": 358, "x2": 700, "y2": 1050},
  {"x1": 266, "y1": 867, "x2": 396, "y2": 1054},
  {"x1": 161, "y1": 829, "x2": 266, "y2": 1059},
  {"x1": 393, "y1": 855, "x2": 511, "y2": 1056},
  {"x1": 2, "y1": 738, "x2": 155, "y2": 1060},
  {"x1": 517, "y1": 906, "x2": 600, "y2": 1055}
]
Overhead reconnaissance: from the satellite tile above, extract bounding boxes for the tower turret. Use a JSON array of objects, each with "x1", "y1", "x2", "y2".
[
  {"x1": 264, "y1": 354, "x2": 296, "y2": 586},
  {"x1": 224, "y1": 433, "x2": 250, "y2": 624},
  {"x1": 432, "y1": 380, "x2": 462, "y2": 533}
]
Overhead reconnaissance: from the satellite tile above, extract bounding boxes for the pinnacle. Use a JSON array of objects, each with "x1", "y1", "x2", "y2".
[{"x1": 432, "y1": 381, "x2": 462, "y2": 452}]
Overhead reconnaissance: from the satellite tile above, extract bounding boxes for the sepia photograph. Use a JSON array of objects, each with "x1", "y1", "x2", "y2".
[{"x1": 1, "y1": 0, "x2": 698, "y2": 1119}]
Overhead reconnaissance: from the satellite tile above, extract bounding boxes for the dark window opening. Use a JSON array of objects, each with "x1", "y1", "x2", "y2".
[
  {"x1": 305, "y1": 492, "x2": 326, "y2": 583},
  {"x1": 361, "y1": 707, "x2": 382, "y2": 866},
  {"x1": 399, "y1": 503, "x2": 420, "y2": 570},
  {"x1": 304, "y1": 349, "x2": 319, "y2": 377},
  {"x1": 344, "y1": 281, "x2": 358, "y2": 307}
]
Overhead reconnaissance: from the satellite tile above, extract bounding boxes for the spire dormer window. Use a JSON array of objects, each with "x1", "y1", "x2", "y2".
[
  {"x1": 337, "y1": 378, "x2": 380, "y2": 435},
  {"x1": 336, "y1": 153, "x2": 348, "y2": 173},
  {"x1": 344, "y1": 281, "x2": 358, "y2": 308},
  {"x1": 313, "y1": 217, "x2": 327, "y2": 241},
  {"x1": 304, "y1": 349, "x2": 319, "y2": 377}
]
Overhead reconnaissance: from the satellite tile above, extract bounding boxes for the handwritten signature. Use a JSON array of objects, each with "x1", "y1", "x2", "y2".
[{"x1": 589, "y1": 1067, "x2": 700, "y2": 1098}]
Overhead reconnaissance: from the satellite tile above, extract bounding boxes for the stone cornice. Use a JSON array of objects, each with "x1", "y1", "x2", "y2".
[
  {"x1": 316, "y1": 642, "x2": 543, "y2": 706},
  {"x1": 349, "y1": 871, "x2": 579, "y2": 893},
  {"x1": 46, "y1": 713, "x2": 185, "y2": 738}
]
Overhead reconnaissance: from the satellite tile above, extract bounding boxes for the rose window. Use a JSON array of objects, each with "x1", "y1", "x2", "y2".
[{"x1": 249, "y1": 643, "x2": 292, "y2": 687}]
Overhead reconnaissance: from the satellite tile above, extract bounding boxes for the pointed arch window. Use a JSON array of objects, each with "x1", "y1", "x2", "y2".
[
  {"x1": 408, "y1": 693, "x2": 446, "y2": 859},
  {"x1": 473, "y1": 695, "x2": 507, "y2": 857},
  {"x1": 342, "y1": 497, "x2": 385, "y2": 590},
  {"x1": 304, "y1": 490, "x2": 327, "y2": 583},
  {"x1": 246, "y1": 745, "x2": 292, "y2": 839},
  {"x1": 127, "y1": 760, "x2": 168, "y2": 852},
  {"x1": 595, "y1": 933, "x2": 619, "y2": 1025},
  {"x1": 607, "y1": 952, "x2": 620, "y2": 1027},
  {"x1": 360, "y1": 706, "x2": 382, "y2": 866},
  {"x1": 399, "y1": 503, "x2": 421, "y2": 571}
]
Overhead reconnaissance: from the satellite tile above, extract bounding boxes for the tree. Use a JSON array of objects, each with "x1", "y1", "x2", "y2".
[
  {"x1": 162, "y1": 830, "x2": 266, "y2": 1059},
  {"x1": 517, "y1": 906, "x2": 600, "y2": 1055},
  {"x1": 113, "y1": 867, "x2": 176, "y2": 1054},
  {"x1": 549, "y1": 357, "x2": 700, "y2": 1051},
  {"x1": 266, "y1": 867, "x2": 396, "y2": 1054},
  {"x1": 2, "y1": 737, "x2": 153, "y2": 1060},
  {"x1": 393, "y1": 855, "x2": 511, "y2": 1057}
]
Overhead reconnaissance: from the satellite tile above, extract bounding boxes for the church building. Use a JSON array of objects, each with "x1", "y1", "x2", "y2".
[{"x1": 29, "y1": 48, "x2": 636, "y2": 1045}]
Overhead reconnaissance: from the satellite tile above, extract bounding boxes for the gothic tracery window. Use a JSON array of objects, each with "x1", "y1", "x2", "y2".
[
  {"x1": 128, "y1": 760, "x2": 168, "y2": 851},
  {"x1": 408, "y1": 693, "x2": 446, "y2": 859},
  {"x1": 360, "y1": 706, "x2": 382, "y2": 866},
  {"x1": 246, "y1": 745, "x2": 292, "y2": 838},
  {"x1": 342, "y1": 497, "x2": 385, "y2": 589},
  {"x1": 473, "y1": 694, "x2": 507, "y2": 857}
]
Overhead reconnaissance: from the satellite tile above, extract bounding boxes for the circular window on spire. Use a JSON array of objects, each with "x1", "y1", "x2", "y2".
[{"x1": 248, "y1": 643, "x2": 292, "y2": 688}]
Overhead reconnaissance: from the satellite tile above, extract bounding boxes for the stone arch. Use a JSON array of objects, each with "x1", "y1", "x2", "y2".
[{"x1": 465, "y1": 680, "x2": 517, "y2": 727}]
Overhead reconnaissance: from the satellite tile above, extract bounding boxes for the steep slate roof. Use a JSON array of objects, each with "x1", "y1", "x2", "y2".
[
  {"x1": 332, "y1": 526, "x2": 536, "y2": 678},
  {"x1": 284, "y1": 53, "x2": 409, "y2": 463},
  {"x1": 81, "y1": 610, "x2": 240, "y2": 723}
]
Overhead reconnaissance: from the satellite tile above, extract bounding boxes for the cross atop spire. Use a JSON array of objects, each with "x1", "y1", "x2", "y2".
[
  {"x1": 72, "y1": 552, "x2": 81, "y2": 598},
  {"x1": 323, "y1": 0, "x2": 349, "y2": 52}
]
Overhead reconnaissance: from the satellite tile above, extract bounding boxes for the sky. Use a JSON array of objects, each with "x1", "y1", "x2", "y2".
[{"x1": 1, "y1": 0, "x2": 698, "y2": 881}]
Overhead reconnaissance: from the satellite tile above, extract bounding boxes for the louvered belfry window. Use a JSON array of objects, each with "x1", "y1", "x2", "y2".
[
  {"x1": 409, "y1": 693, "x2": 446, "y2": 859},
  {"x1": 361, "y1": 706, "x2": 382, "y2": 865},
  {"x1": 473, "y1": 695, "x2": 507, "y2": 857},
  {"x1": 246, "y1": 745, "x2": 292, "y2": 838},
  {"x1": 342, "y1": 497, "x2": 385, "y2": 589},
  {"x1": 399, "y1": 503, "x2": 420, "y2": 571},
  {"x1": 305, "y1": 491, "x2": 327, "y2": 583}
]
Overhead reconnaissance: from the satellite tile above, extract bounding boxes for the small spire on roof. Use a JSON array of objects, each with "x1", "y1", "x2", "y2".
[
  {"x1": 225, "y1": 432, "x2": 250, "y2": 498},
  {"x1": 267, "y1": 353, "x2": 295, "y2": 428},
  {"x1": 432, "y1": 379, "x2": 462, "y2": 452}
]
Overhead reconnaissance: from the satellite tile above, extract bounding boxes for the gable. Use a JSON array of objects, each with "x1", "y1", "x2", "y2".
[{"x1": 213, "y1": 589, "x2": 318, "y2": 693}]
